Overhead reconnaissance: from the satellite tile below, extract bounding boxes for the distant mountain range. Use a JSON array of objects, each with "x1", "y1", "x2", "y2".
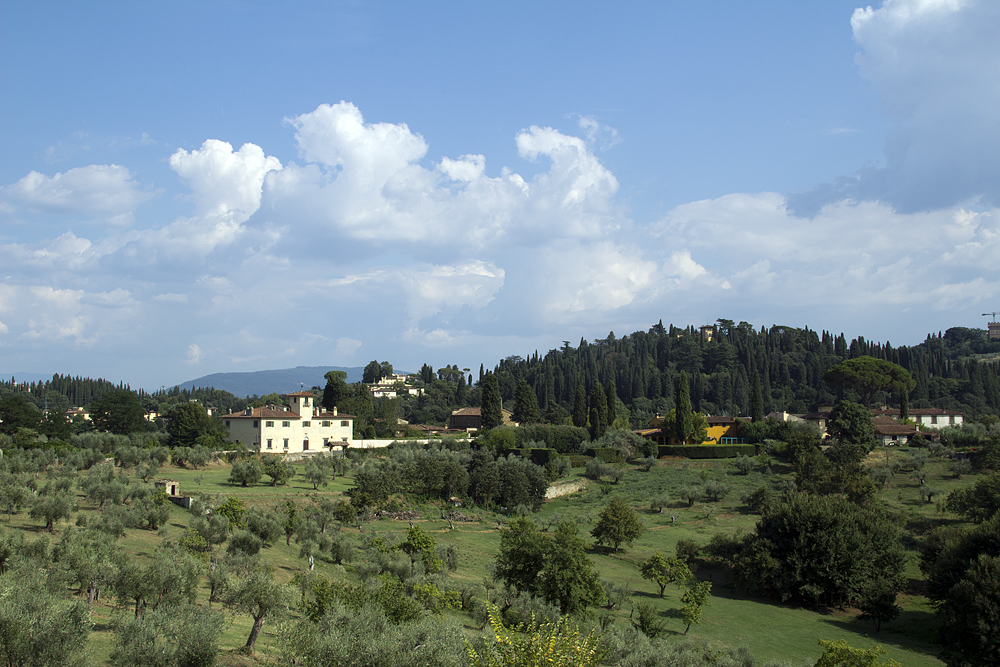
[{"x1": 173, "y1": 366, "x2": 366, "y2": 397}]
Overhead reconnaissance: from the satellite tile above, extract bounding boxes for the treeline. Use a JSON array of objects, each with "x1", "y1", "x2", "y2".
[
  {"x1": 0, "y1": 373, "x2": 253, "y2": 416},
  {"x1": 483, "y1": 322, "x2": 1000, "y2": 426}
]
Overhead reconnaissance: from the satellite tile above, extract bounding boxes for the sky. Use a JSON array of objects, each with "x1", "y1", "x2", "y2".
[{"x1": 2, "y1": 0, "x2": 1000, "y2": 390}]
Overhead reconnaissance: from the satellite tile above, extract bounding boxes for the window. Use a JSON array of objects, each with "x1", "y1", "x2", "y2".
[
  {"x1": 302, "y1": 421, "x2": 311, "y2": 427},
  {"x1": 931, "y1": 415, "x2": 938, "y2": 425},
  {"x1": 303, "y1": 439, "x2": 309, "y2": 450},
  {"x1": 265, "y1": 421, "x2": 274, "y2": 428},
  {"x1": 283, "y1": 438, "x2": 289, "y2": 449},
  {"x1": 341, "y1": 420, "x2": 349, "y2": 427},
  {"x1": 253, "y1": 420, "x2": 259, "y2": 427},
  {"x1": 322, "y1": 421, "x2": 331, "y2": 427},
  {"x1": 266, "y1": 439, "x2": 272, "y2": 449},
  {"x1": 225, "y1": 420, "x2": 231, "y2": 427},
  {"x1": 282, "y1": 421, "x2": 290, "y2": 428}
]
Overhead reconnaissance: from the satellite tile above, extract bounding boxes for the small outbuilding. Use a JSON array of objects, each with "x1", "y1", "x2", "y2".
[{"x1": 154, "y1": 479, "x2": 181, "y2": 496}]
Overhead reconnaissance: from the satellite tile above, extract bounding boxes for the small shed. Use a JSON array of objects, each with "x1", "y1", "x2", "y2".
[{"x1": 155, "y1": 479, "x2": 181, "y2": 496}]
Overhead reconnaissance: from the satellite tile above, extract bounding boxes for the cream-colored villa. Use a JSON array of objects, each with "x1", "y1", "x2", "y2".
[{"x1": 220, "y1": 391, "x2": 354, "y2": 454}]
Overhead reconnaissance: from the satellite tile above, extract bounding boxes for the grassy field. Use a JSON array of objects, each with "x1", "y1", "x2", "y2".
[{"x1": 2, "y1": 444, "x2": 978, "y2": 666}]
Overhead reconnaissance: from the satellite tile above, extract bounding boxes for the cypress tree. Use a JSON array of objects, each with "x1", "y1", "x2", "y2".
[
  {"x1": 751, "y1": 369, "x2": 765, "y2": 422},
  {"x1": 513, "y1": 379, "x2": 540, "y2": 425},
  {"x1": 900, "y1": 388, "x2": 909, "y2": 421},
  {"x1": 606, "y1": 380, "x2": 617, "y2": 426},
  {"x1": 675, "y1": 371, "x2": 693, "y2": 444},
  {"x1": 481, "y1": 373, "x2": 503, "y2": 430},
  {"x1": 572, "y1": 385, "x2": 588, "y2": 428},
  {"x1": 590, "y1": 383, "x2": 608, "y2": 439}
]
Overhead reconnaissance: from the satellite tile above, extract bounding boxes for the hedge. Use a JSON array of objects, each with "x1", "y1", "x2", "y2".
[
  {"x1": 657, "y1": 444, "x2": 757, "y2": 459},
  {"x1": 513, "y1": 424, "x2": 590, "y2": 454}
]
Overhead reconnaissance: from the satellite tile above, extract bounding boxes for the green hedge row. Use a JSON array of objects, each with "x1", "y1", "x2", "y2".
[{"x1": 657, "y1": 444, "x2": 757, "y2": 459}]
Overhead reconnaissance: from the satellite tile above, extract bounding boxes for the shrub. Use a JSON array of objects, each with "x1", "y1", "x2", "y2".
[
  {"x1": 676, "y1": 539, "x2": 701, "y2": 562},
  {"x1": 658, "y1": 445, "x2": 756, "y2": 459}
]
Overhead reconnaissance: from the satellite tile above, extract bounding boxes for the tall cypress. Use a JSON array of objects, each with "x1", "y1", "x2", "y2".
[
  {"x1": 481, "y1": 373, "x2": 502, "y2": 430},
  {"x1": 590, "y1": 383, "x2": 608, "y2": 439},
  {"x1": 900, "y1": 388, "x2": 909, "y2": 421},
  {"x1": 751, "y1": 369, "x2": 764, "y2": 422},
  {"x1": 675, "y1": 371, "x2": 693, "y2": 444},
  {"x1": 605, "y1": 380, "x2": 617, "y2": 426},
  {"x1": 572, "y1": 385, "x2": 588, "y2": 428}
]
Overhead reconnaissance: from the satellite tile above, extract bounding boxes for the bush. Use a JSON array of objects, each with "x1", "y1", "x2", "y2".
[
  {"x1": 227, "y1": 530, "x2": 263, "y2": 556},
  {"x1": 512, "y1": 424, "x2": 590, "y2": 454},
  {"x1": 744, "y1": 486, "x2": 773, "y2": 514},
  {"x1": 658, "y1": 445, "x2": 756, "y2": 459},
  {"x1": 676, "y1": 539, "x2": 701, "y2": 562},
  {"x1": 585, "y1": 447, "x2": 625, "y2": 464}
]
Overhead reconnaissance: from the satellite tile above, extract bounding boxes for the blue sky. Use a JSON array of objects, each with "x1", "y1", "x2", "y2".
[{"x1": 2, "y1": 0, "x2": 999, "y2": 390}]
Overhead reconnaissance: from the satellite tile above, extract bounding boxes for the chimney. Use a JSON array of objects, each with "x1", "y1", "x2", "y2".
[{"x1": 333, "y1": 406, "x2": 338, "y2": 416}]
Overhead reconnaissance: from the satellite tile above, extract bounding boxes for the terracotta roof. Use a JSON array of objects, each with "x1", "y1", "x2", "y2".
[
  {"x1": 875, "y1": 423, "x2": 917, "y2": 436},
  {"x1": 314, "y1": 410, "x2": 356, "y2": 419},
  {"x1": 800, "y1": 411, "x2": 831, "y2": 419},
  {"x1": 223, "y1": 406, "x2": 296, "y2": 420},
  {"x1": 872, "y1": 407, "x2": 964, "y2": 417},
  {"x1": 452, "y1": 407, "x2": 481, "y2": 416},
  {"x1": 286, "y1": 391, "x2": 316, "y2": 397},
  {"x1": 705, "y1": 416, "x2": 738, "y2": 425},
  {"x1": 870, "y1": 415, "x2": 916, "y2": 436}
]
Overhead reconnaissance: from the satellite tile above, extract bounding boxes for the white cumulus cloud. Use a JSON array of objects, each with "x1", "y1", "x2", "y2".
[
  {"x1": 792, "y1": 0, "x2": 1000, "y2": 213},
  {"x1": 1, "y1": 164, "x2": 154, "y2": 223}
]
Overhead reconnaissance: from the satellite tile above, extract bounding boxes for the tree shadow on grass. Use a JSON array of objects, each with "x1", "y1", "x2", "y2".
[{"x1": 818, "y1": 610, "x2": 943, "y2": 659}]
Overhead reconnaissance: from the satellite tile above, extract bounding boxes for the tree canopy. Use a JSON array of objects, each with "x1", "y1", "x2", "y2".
[
  {"x1": 823, "y1": 356, "x2": 915, "y2": 408},
  {"x1": 89, "y1": 389, "x2": 146, "y2": 435}
]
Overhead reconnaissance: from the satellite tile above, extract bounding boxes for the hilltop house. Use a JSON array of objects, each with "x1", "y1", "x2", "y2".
[
  {"x1": 871, "y1": 407, "x2": 964, "y2": 430},
  {"x1": 220, "y1": 391, "x2": 354, "y2": 454},
  {"x1": 449, "y1": 407, "x2": 516, "y2": 431}
]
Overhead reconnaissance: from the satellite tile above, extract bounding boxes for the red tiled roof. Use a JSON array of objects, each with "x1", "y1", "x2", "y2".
[
  {"x1": 873, "y1": 407, "x2": 964, "y2": 417},
  {"x1": 315, "y1": 410, "x2": 356, "y2": 419},
  {"x1": 452, "y1": 407, "x2": 481, "y2": 416},
  {"x1": 705, "y1": 416, "x2": 737, "y2": 425},
  {"x1": 286, "y1": 391, "x2": 316, "y2": 397},
  {"x1": 223, "y1": 406, "x2": 296, "y2": 420}
]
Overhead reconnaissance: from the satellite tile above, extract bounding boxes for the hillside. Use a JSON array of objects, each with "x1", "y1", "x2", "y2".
[{"x1": 173, "y1": 365, "x2": 366, "y2": 397}]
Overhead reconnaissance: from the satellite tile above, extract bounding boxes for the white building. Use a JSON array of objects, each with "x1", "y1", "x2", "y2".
[
  {"x1": 871, "y1": 407, "x2": 965, "y2": 430},
  {"x1": 220, "y1": 391, "x2": 354, "y2": 454}
]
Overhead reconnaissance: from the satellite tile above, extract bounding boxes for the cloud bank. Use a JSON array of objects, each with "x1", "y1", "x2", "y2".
[{"x1": 2, "y1": 1, "x2": 1000, "y2": 385}]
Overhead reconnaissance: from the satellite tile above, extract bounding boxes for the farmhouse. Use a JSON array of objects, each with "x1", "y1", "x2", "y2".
[
  {"x1": 871, "y1": 407, "x2": 965, "y2": 429},
  {"x1": 220, "y1": 391, "x2": 354, "y2": 454},
  {"x1": 449, "y1": 406, "x2": 516, "y2": 431}
]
